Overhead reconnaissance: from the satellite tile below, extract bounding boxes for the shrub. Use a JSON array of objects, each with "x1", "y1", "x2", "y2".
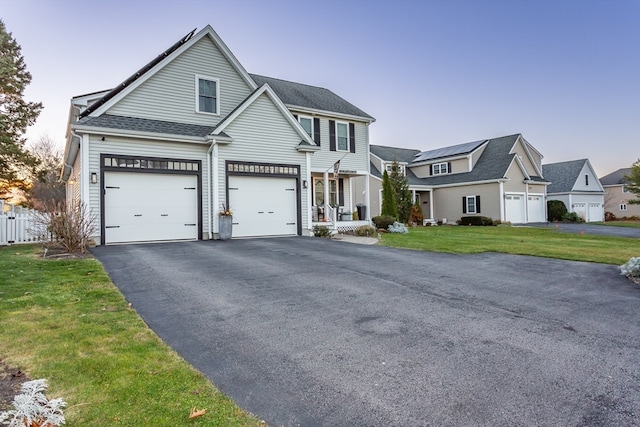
[
  {"x1": 312, "y1": 225, "x2": 332, "y2": 237},
  {"x1": 0, "y1": 379, "x2": 67, "y2": 427},
  {"x1": 372, "y1": 215, "x2": 396, "y2": 230},
  {"x1": 620, "y1": 257, "x2": 640, "y2": 277},
  {"x1": 355, "y1": 225, "x2": 377, "y2": 237},
  {"x1": 408, "y1": 201, "x2": 424, "y2": 226},
  {"x1": 32, "y1": 201, "x2": 96, "y2": 253},
  {"x1": 563, "y1": 212, "x2": 584, "y2": 223},
  {"x1": 388, "y1": 221, "x2": 408, "y2": 233},
  {"x1": 604, "y1": 211, "x2": 616, "y2": 221},
  {"x1": 547, "y1": 200, "x2": 568, "y2": 222},
  {"x1": 458, "y1": 216, "x2": 494, "y2": 226}
]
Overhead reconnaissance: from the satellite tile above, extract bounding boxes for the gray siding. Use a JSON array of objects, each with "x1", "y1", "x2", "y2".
[
  {"x1": 433, "y1": 183, "x2": 501, "y2": 223},
  {"x1": 216, "y1": 93, "x2": 310, "y2": 230},
  {"x1": 108, "y1": 37, "x2": 253, "y2": 126},
  {"x1": 308, "y1": 115, "x2": 370, "y2": 172}
]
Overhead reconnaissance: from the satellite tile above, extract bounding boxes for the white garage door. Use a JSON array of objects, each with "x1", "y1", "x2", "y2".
[
  {"x1": 573, "y1": 203, "x2": 586, "y2": 221},
  {"x1": 228, "y1": 176, "x2": 297, "y2": 238},
  {"x1": 104, "y1": 172, "x2": 198, "y2": 244},
  {"x1": 527, "y1": 195, "x2": 545, "y2": 223},
  {"x1": 505, "y1": 194, "x2": 525, "y2": 224},
  {"x1": 588, "y1": 203, "x2": 603, "y2": 222}
]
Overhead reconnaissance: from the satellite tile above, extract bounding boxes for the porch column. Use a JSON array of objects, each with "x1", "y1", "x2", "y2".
[
  {"x1": 429, "y1": 190, "x2": 434, "y2": 220},
  {"x1": 365, "y1": 172, "x2": 371, "y2": 221},
  {"x1": 306, "y1": 153, "x2": 312, "y2": 230},
  {"x1": 499, "y1": 181, "x2": 505, "y2": 221},
  {"x1": 323, "y1": 170, "x2": 330, "y2": 222}
]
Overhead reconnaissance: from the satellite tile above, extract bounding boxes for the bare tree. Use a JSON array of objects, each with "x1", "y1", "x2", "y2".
[{"x1": 26, "y1": 135, "x2": 65, "y2": 210}]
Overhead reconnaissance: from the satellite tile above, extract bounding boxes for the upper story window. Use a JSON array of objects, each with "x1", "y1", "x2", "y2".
[
  {"x1": 299, "y1": 116, "x2": 313, "y2": 137},
  {"x1": 432, "y1": 162, "x2": 449, "y2": 175},
  {"x1": 385, "y1": 163, "x2": 405, "y2": 176},
  {"x1": 622, "y1": 185, "x2": 628, "y2": 193},
  {"x1": 336, "y1": 122, "x2": 349, "y2": 151},
  {"x1": 196, "y1": 75, "x2": 219, "y2": 115},
  {"x1": 620, "y1": 203, "x2": 628, "y2": 211},
  {"x1": 585, "y1": 174, "x2": 589, "y2": 186}
]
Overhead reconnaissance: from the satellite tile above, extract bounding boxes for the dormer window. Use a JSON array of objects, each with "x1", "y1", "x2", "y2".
[
  {"x1": 385, "y1": 163, "x2": 405, "y2": 176},
  {"x1": 432, "y1": 162, "x2": 449, "y2": 175},
  {"x1": 196, "y1": 75, "x2": 219, "y2": 115}
]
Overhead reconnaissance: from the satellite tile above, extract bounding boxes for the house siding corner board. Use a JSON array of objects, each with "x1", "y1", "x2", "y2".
[
  {"x1": 310, "y1": 119, "x2": 369, "y2": 171},
  {"x1": 107, "y1": 37, "x2": 253, "y2": 126},
  {"x1": 88, "y1": 135, "x2": 210, "y2": 241},
  {"x1": 216, "y1": 93, "x2": 310, "y2": 232},
  {"x1": 433, "y1": 183, "x2": 500, "y2": 223}
]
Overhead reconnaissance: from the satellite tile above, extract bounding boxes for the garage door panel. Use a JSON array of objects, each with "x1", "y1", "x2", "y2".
[
  {"x1": 527, "y1": 195, "x2": 545, "y2": 223},
  {"x1": 104, "y1": 172, "x2": 198, "y2": 244},
  {"x1": 505, "y1": 194, "x2": 525, "y2": 224},
  {"x1": 229, "y1": 176, "x2": 297, "y2": 238}
]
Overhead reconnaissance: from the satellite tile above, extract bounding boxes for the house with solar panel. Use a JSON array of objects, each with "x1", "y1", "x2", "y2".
[
  {"x1": 359, "y1": 134, "x2": 550, "y2": 224},
  {"x1": 61, "y1": 25, "x2": 374, "y2": 245},
  {"x1": 542, "y1": 159, "x2": 604, "y2": 222}
]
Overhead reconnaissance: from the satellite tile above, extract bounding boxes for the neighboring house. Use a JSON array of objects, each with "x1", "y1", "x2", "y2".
[
  {"x1": 61, "y1": 26, "x2": 374, "y2": 245},
  {"x1": 358, "y1": 134, "x2": 549, "y2": 224},
  {"x1": 599, "y1": 168, "x2": 640, "y2": 218},
  {"x1": 542, "y1": 159, "x2": 604, "y2": 222}
]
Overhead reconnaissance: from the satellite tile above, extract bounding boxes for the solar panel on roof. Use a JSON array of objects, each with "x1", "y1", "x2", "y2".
[{"x1": 412, "y1": 139, "x2": 487, "y2": 163}]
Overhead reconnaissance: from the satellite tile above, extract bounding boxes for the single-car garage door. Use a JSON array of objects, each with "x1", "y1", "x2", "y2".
[
  {"x1": 505, "y1": 194, "x2": 525, "y2": 224},
  {"x1": 104, "y1": 172, "x2": 198, "y2": 244},
  {"x1": 527, "y1": 195, "x2": 545, "y2": 223},
  {"x1": 228, "y1": 175, "x2": 297, "y2": 238},
  {"x1": 588, "y1": 203, "x2": 603, "y2": 222}
]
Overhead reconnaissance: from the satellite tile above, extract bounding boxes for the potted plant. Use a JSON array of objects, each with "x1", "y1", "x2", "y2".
[
  {"x1": 218, "y1": 204, "x2": 233, "y2": 240},
  {"x1": 340, "y1": 211, "x2": 352, "y2": 221}
]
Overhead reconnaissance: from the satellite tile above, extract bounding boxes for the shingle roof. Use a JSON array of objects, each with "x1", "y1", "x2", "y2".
[
  {"x1": 250, "y1": 74, "x2": 374, "y2": 120},
  {"x1": 76, "y1": 114, "x2": 226, "y2": 138},
  {"x1": 542, "y1": 159, "x2": 588, "y2": 193},
  {"x1": 370, "y1": 145, "x2": 421, "y2": 163},
  {"x1": 599, "y1": 168, "x2": 631, "y2": 186},
  {"x1": 413, "y1": 139, "x2": 487, "y2": 163}
]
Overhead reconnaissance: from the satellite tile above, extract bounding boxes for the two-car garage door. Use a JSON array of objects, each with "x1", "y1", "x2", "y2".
[{"x1": 104, "y1": 172, "x2": 198, "y2": 244}]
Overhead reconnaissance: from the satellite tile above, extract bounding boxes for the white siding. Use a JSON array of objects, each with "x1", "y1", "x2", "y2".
[
  {"x1": 108, "y1": 37, "x2": 253, "y2": 126},
  {"x1": 216, "y1": 93, "x2": 310, "y2": 231},
  {"x1": 572, "y1": 163, "x2": 600, "y2": 192}
]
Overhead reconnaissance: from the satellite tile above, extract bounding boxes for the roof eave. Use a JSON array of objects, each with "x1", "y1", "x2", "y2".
[
  {"x1": 286, "y1": 105, "x2": 375, "y2": 123},
  {"x1": 71, "y1": 124, "x2": 210, "y2": 144}
]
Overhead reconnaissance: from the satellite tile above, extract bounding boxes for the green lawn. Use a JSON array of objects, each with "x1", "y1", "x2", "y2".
[
  {"x1": 596, "y1": 221, "x2": 640, "y2": 228},
  {"x1": 0, "y1": 245, "x2": 262, "y2": 426},
  {"x1": 380, "y1": 226, "x2": 639, "y2": 265}
]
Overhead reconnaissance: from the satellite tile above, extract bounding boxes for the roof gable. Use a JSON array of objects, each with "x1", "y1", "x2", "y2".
[
  {"x1": 599, "y1": 168, "x2": 631, "y2": 186},
  {"x1": 83, "y1": 26, "x2": 257, "y2": 119}
]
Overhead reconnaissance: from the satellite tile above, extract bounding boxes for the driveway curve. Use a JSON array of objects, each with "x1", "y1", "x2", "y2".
[
  {"x1": 527, "y1": 222, "x2": 640, "y2": 238},
  {"x1": 92, "y1": 238, "x2": 640, "y2": 426}
]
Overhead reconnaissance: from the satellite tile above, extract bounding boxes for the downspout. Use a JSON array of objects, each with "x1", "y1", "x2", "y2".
[{"x1": 207, "y1": 138, "x2": 216, "y2": 240}]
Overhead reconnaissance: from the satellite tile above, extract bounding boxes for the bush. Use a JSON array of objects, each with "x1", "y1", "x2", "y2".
[
  {"x1": 312, "y1": 225, "x2": 332, "y2": 237},
  {"x1": 604, "y1": 211, "x2": 616, "y2": 221},
  {"x1": 32, "y1": 201, "x2": 96, "y2": 253},
  {"x1": 563, "y1": 212, "x2": 584, "y2": 223},
  {"x1": 388, "y1": 221, "x2": 408, "y2": 233},
  {"x1": 372, "y1": 215, "x2": 396, "y2": 230},
  {"x1": 355, "y1": 225, "x2": 377, "y2": 237},
  {"x1": 408, "y1": 202, "x2": 424, "y2": 226},
  {"x1": 458, "y1": 216, "x2": 494, "y2": 226},
  {"x1": 620, "y1": 257, "x2": 640, "y2": 277},
  {"x1": 547, "y1": 200, "x2": 568, "y2": 222}
]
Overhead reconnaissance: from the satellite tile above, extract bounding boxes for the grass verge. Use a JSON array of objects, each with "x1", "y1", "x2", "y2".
[
  {"x1": 596, "y1": 221, "x2": 640, "y2": 228},
  {"x1": 0, "y1": 245, "x2": 262, "y2": 426},
  {"x1": 380, "y1": 226, "x2": 639, "y2": 265}
]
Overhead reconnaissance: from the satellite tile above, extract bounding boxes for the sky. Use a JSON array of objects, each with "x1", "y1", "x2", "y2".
[{"x1": 2, "y1": 0, "x2": 639, "y2": 177}]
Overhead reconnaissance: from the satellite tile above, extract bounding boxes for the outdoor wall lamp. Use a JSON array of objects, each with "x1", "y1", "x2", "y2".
[
  {"x1": 303, "y1": 180, "x2": 308, "y2": 189},
  {"x1": 91, "y1": 172, "x2": 98, "y2": 184}
]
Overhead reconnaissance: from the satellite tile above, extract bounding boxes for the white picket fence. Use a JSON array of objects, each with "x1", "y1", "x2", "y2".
[{"x1": 0, "y1": 201, "x2": 47, "y2": 246}]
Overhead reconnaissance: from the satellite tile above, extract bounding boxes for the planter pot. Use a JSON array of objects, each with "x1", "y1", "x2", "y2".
[
  {"x1": 340, "y1": 213, "x2": 351, "y2": 221},
  {"x1": 218, "y1": 215, "x2": 233, "y2": 240}
]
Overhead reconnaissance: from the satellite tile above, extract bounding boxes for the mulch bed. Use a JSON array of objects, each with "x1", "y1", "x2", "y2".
[{"x1": 0, "y1": 359, "x2": 29, "y2": 412}]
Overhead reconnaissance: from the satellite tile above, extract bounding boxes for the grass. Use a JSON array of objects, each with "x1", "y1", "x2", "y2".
[
  {"x1": 596, "y1": 221, "x2": 640, "y2": 228},
  {"x1": 0, "y1": 245, "x2": 262, "y2": 426},
  {"x1": 380, "y1": 226, "x2": 640, "y2": 265}
]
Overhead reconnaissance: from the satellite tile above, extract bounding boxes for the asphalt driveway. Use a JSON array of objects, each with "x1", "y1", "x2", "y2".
[
  {"x1": 526, "y1": 222, "x2": 640, "y2": 238},
  {"x1": 92, "y1": 238, "x2": 640, "y2": 426}
]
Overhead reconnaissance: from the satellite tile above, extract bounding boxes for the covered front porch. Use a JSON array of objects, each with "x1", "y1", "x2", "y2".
[{"x1": 310, "y1": 170, "x2": 370, "y2": 232}]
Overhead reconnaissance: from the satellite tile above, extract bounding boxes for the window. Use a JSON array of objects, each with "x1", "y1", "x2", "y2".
[
  {"x1": 313, "y1": 178, "x2": 344, "y2": 207},
  {"x1": 620, "y1": 204, "x2": 627, "y2": 211},
  {"x1": 622, "y1": 185, "x2": 628, "y2": 193},
  {"x1": 585, "y1": 174, "x2": 589, "y2": 186},
  {"x1": 432, "y1": 162, "x2": 449, "y2": 175},
  {"x1": 463, "y1": 195, "x2": 480, "y2": 214},
  {"x1": 299, "y1": 116, "x2": 313, "y2": 137},
  {"x1": 336, "y1": 122, "x2": 349, "y2": 151},
  {"x1": 196, "y1": 76, "x2": 218, "y2": 114},
  {"x1": 385, "y1": 163, "x2": 405, "y2": 176}
]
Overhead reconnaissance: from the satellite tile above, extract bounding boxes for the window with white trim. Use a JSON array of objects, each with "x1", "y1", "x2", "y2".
[
  {"x1": 622, "y1": 185, "x2": 628, "y2": 193},
  {"x1": 620, "y1": 203, "x2": 627, "y2": 211},
  {"x1": 433, "y1": 162, "x2": 448, "y2": 175},
  {"x1": 196, "y1": 75, "x2": 219, "y2": 114},
  {"x1": 299, "y1": 116, "x2": 313, "y2": 137},
  {"x1": 464, "y1": 195, "x2": 479, "y2": 214},
  {"x1": 385, "y1": 163, "x2": 405, "y2": 176},
  {"x1": 336, "y1": 122, "x2": 349, "y2": 151}
]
